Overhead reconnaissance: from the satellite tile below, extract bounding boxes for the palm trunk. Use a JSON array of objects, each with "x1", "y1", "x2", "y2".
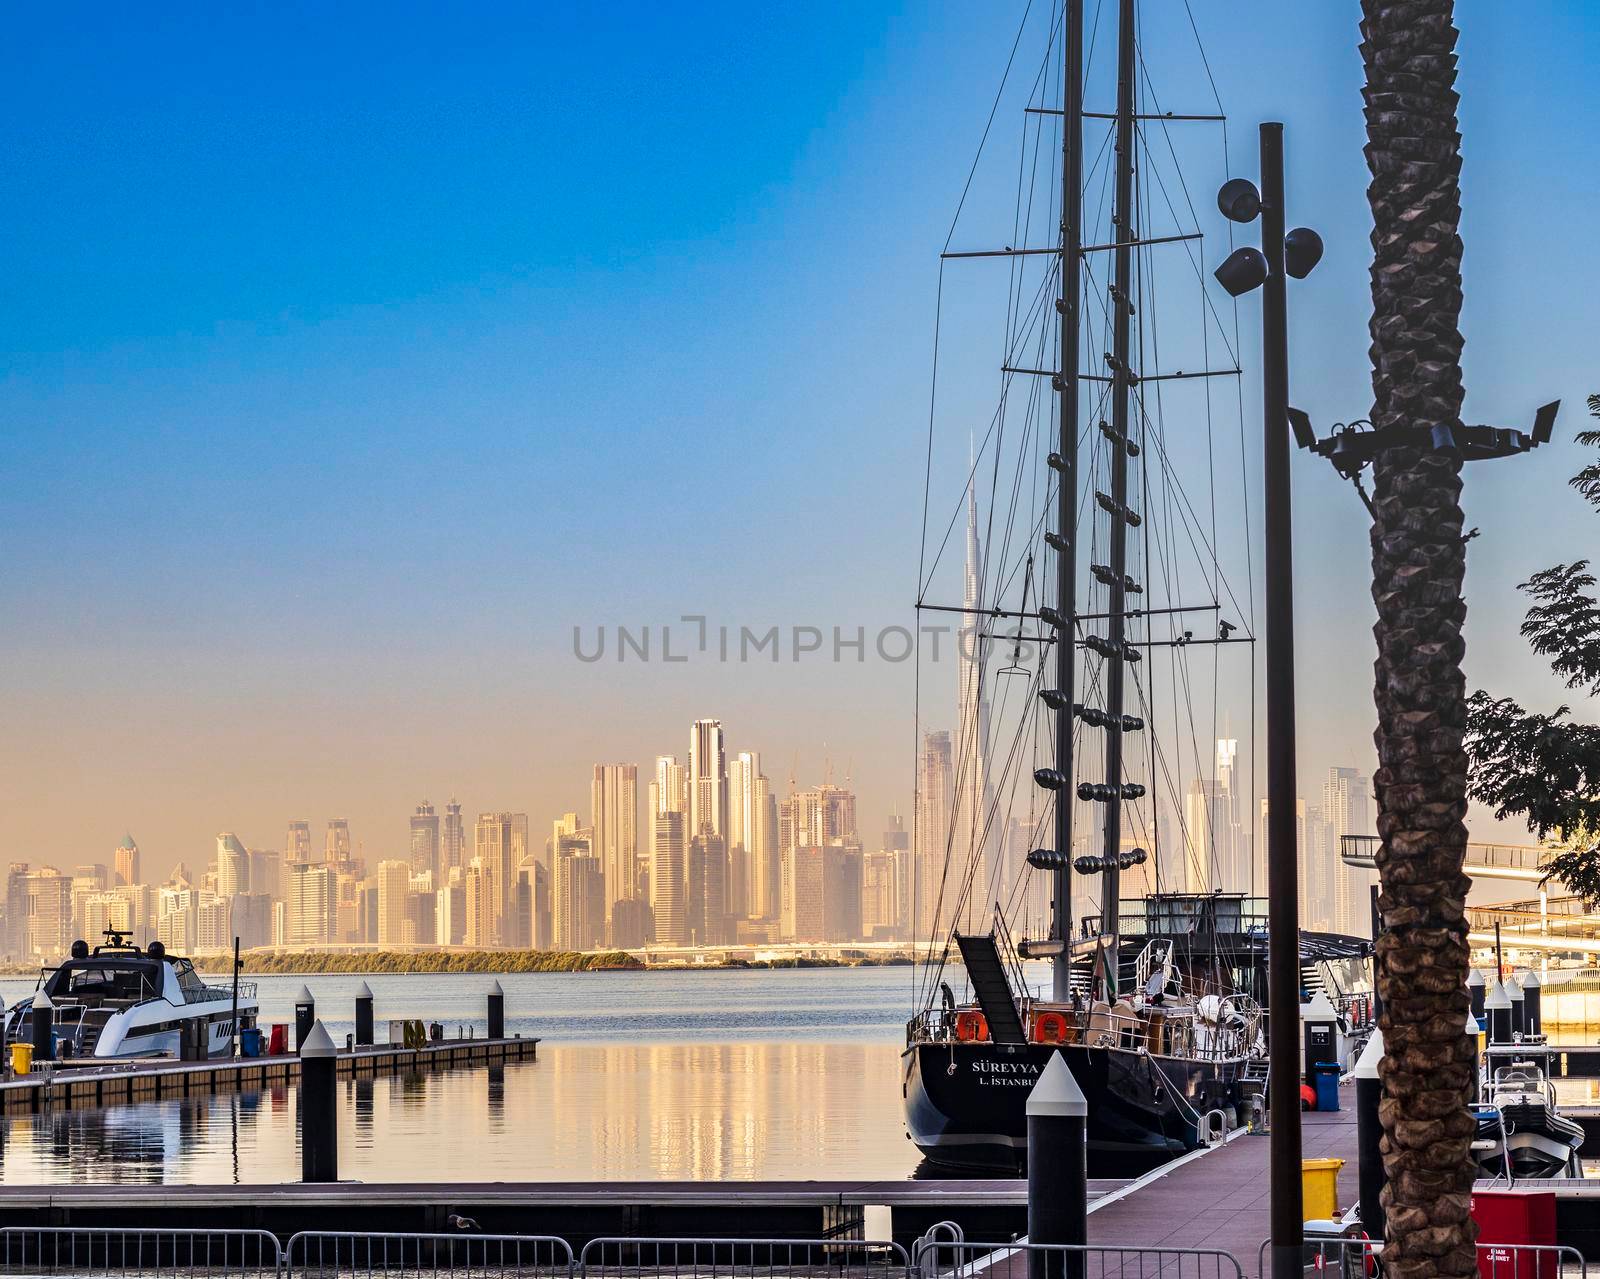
[{"x1": 1362, "y1": 2, "x2": 1478, "y2": 1275}]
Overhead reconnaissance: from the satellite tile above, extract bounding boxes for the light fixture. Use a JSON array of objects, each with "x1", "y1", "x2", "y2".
[
  {"x1": 1027, "y1": 848, "x2": 1069, "y2": 871},
  {"x1": 1214, "y1": 247, "x2": 1269, "y2": 297},
  {"x1": 1045, "y1": 531, "x2": 1070, "y2": 554},
  {"x1": 1038, "y1": 605, "x2": 1068, "y2": 629},
  {"x1": 1284, "y1": 227, "x2": 1324, "y2": 279},
  {"x1": 1038, "y1": 689, "x2": 1069, "y2": 711},
  {"x1": 1217, "y1": 177, "x2": 1262, "y2": 224},
  {"x1": 1033, "y1": 767, "x2": 1068, "y2": 791}
]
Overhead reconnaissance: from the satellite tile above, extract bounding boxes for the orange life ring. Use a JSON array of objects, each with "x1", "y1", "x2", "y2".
[
  {"x1": 1031, "y1": 1011, "x2": 1069, "y2": 1044},
  {"x1": 955, "y1": 1011, "x2": 989, "y2": 1043}
]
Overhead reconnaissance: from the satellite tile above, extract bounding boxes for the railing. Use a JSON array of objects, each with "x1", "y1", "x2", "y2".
[
  {"x1": 189, "y1": 983, "x2": 257, "y2": 1005},
  {"x1": 911, "y1": 994, "x2": 1256, "y2": 1062},
  {"x1": 285, "y1": 1232, "x2": 573, "y2": 1279},
  {"x1": 0, "y1": 1227, "x2": 282, "y2": 1278},
  {"x1": 1342, "y1": 834, "x2": 1551, "y2": 877},
  {"x1": 579, "y1": 1238, "x2": 909, "y2": 1279},
  {"x1": 917, "y1": 1239, "x2": 1244, "y2": 1279},
  {"x1": 1258, "y1": 1236, "x2": 1586, "y2": 1279}
]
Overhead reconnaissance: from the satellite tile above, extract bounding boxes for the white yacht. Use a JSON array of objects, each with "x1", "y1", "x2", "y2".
[{"x1": 3, "y1": 931, "x2": 257, "y2": 1060}]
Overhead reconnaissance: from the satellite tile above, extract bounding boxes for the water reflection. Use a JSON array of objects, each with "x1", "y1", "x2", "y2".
[{"x1": 0, "y1": 1041, "x2": 916, "y2": 1185}]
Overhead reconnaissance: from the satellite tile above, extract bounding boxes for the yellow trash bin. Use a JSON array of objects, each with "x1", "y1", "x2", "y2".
[
  {"x1": 1302, "y1": 1158, "x2": 1345, "y2": 1222},
  {"x1": 9, "y1": 1043, "x2": 34, "y2": 1076}
]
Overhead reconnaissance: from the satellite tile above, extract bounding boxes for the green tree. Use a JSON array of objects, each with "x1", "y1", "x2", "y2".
[{"x1": 1467, "y1": 397, "x2": 1600, "y2": 896}]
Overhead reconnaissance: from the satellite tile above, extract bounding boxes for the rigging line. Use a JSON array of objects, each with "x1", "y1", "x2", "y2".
[
  {"x1": 918, "y1": 256, "x2": 1062, "y2": 599},
  {"x1": 939, "y1": 0, "x2": 1041, "y2": 254},
  {"x1": 1180, "y1": 0, "x2": 1227, "y2": 115}
]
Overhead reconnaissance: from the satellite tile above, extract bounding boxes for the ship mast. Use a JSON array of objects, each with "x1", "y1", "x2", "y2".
[
  {"x1": 1049, "y1": 0, "x2": 1084, "y2": 1004},
  {"x1": 1097, "y1": 0, "x2": 1138, "y2": 997}
]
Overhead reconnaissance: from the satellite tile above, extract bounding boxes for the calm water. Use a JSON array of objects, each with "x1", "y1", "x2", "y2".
[{"x1": 0, "y1": 966, "x2": 963, "y2": 1185}]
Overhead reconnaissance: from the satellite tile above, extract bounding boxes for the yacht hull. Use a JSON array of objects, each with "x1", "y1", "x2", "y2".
[{"x1": 903, "y1": 1039, "x2": 1247, "y2": 1176}]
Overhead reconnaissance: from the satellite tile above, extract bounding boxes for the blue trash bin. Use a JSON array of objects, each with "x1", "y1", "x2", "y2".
[
  {"x1": 240, "y1": 1027, "x2": 263, "y2": 1058},
  {"x1": 1311, "y1": 1061, "x2": 1341, "y2": 1112}
]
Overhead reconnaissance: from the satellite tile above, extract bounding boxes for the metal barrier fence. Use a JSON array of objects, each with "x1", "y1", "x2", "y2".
[
  {"x1": 283, "y1": 1232, "x2": 574, "y2": 1279},
  {"x1": 578, "y1": 1238, "x2": 910, "y2": 1279},
  {"x1": 0, "y1": 1227, "x2": 283, "y2": 1278},
  {"x1": 1254, "y1": 1236, "x2": 1588, "y2": 1278},
  {"x1": 916, "y1": 1240, "x2": 1245, "y2": 1279}
]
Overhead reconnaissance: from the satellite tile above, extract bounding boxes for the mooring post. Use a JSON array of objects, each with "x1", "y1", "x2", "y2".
[
  {"x1": 299, "y1": 1019, "x2": 338, "y2": 1183},
  {"x1": 1506, "y1": 973, "x2": 1525, "y2": 1038},
  {"x1": 31, "y1": 990, "x2": 54, "y2": 1063},
  {"x1": 1466, "y1": 1005, "x2": 1482, "y2": 1104},
  {"x1": 1521, "y1": 969, "x2": 1542, "y2": 1037},
  {"x1": 487, "y1": 979, "x2": 504, "y2": 1041},
  {"x1": 295, "y1": 985, "x2": 316, "y2": 1052},
  {"x1": 354, "y1": 981, "x2": 374, "y2": 1047},
  {"x1": 1485, "y1": 978, "x2": 1511, "y2": 1045},
  {"x1": 1026, "y1": 1052, "x2": 1087, "y2": 1279},
  {"x1": 1468, "y1": 968, "x2": 1485, "y2": 1024},
  {"x1": 1353, "y1": 1029, "x2": 1385, "y2": 1240}
]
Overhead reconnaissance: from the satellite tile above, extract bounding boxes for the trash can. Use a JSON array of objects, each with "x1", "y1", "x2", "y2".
[
  {"x1": 1302, "y1": 1157, "x2": 1345, "y2": 1222},
  {"x1": 267, "y1": 1023, "x2": 288, "y2": 1056},
  {"x1": 240, "y1": 1027, "x2": 263, "y2": 1058},
  {"x1": 1312, "y1": 1061, "x2": 1342, "y2": 1112},
  {"x1": 9, "y1": 1043, "x2": 33, "y2": 1075}
]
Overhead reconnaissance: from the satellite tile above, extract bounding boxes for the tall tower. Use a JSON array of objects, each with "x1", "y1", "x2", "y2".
[
  {"x1": 1323, "y1": 767, "x2": 1373, "y2": 934},
  {"x1": 688, "y1": 720, "x2": 728, "y2": 843},
  {"x1": 215, "y1": 833, "x2": 250, "y2": 898},
  {"x1": 115, "y1": 834, "x2": 140, "y2": 888},
  {"x1": 649, "y1": 756, "x2": 688, "y2": 945},
  {"x1": 914, "y1": 730, "x2": 953, "y2": 945},
  {"x1": 591, "y1": 764, "x2": 639, "y2": 924},
  {"x1": 410, "y1": 802, "x2": 441, "y2": 879},
  {"x1": 729, "y1": 752, "x2": 773, "y2": 920},
  {"x1": 442, "y1": 799, "x2": 465, "y2": 872},
  {"x1": 286, "y1": 820, "x2": 312, "y2": 867},
  {"x1": 325, "y1": 819, "x2": 352, "y2": 869},
  {"x1": 951, "y1": 477, "x2": 993, "y2": 932}
]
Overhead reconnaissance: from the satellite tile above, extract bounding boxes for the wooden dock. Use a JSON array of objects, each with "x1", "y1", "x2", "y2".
[{"x1": 0, "y1": 1036, "x2": 539, "y2": 1112}]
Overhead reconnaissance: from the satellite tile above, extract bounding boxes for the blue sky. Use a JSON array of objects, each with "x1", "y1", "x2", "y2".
[{"x1": 3, "y1": 1, "x2": 1597, "y2": 876}]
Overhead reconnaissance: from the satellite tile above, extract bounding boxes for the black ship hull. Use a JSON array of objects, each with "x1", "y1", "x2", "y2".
[{"x1": 903, "y1": 1039, "x2": 1247, "y2": 1177}]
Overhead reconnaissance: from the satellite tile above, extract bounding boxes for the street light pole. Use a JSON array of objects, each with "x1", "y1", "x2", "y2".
[{"x1": 1259, "y1": 121, "x2": 1304, "y2": 1279}]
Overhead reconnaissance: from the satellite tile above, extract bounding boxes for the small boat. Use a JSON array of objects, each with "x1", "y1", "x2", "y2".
[
  {"x1": 1473, "y1": 1043, "x2": 1583, "y2": 1180},
  {"x1": 3, "y1": 930, "x2": 257, "y2": 1060}
]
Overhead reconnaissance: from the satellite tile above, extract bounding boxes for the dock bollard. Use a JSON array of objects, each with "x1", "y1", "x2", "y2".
[
  {"x1": 1352, "y1": 1029, "x2": 1385, "y2": 1240},
  {"x1": 31, "y1": 990, "x2": 54, "y2": 1063},
  {"x1": 299, "y1": 1019, "x2": 338, "y2": 1183},
  {"x1": 1468, "y1": 969, "x2": 1485, "y2": 1023},
  {"x1": 1485, "y1": 978, "x2": 1510, "y2": 1045},
  {"x1": 487, "y1": 979, "x2": 504, "y2": 1040},
  {"x1": 1466, "y1": 1005, "x2": 1481, "y2": 1104},
  {"x1": 1506, "y1": 973, "x2": 1525, "y2": 1038},
  {"x1": 1025, "y1": 1052, "x2": 1087, "y2": 1279},
  {"x1": 354, "y1": 981, "x2": 374, "y2": 1047},
  {"x1": 294, "y1": 985, "x2": 315, "y2": 1052},
  {"x1": 1522, "y1": 969, "x2": 1542, "y2": 1036}
]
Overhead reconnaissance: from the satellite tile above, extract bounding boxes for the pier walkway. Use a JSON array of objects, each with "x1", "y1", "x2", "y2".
[
  {"x1": 1087, "y1": 1109, "x2": 1359, "y2": 1259},
  {"x1": 0, "y1": 1035, "x2": 539, "y2": 1113}
]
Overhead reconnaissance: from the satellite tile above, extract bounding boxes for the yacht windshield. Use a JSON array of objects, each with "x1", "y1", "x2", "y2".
[{"x1": 46, "y1": 963, "x2": 157, "y2": 1004}]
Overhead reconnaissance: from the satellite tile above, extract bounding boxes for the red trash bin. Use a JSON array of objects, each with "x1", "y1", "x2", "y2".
[
  {"x1": 1473, "y1": 1189, "x2": 1558, "y2": 1279},
  {"x1": 267, "y1": 1023, "x2": 289, "y2": 1056}
]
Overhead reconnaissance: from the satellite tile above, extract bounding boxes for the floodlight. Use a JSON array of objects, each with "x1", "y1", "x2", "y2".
[
  {"x1": 1217, "y1": 177, "x2": 1262, "y2": 224},
  {"x1": 1214, "y1": 247, "x2": 1269, "y2": 297},
  {"x1": 1284, "y1": 227, "x2": 1324, "y2": 279}
]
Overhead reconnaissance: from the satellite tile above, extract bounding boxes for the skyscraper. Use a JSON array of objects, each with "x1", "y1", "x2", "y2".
[
  {"x1": 553, "y1": 851, "x2": 604, "y2": 951},
  {"x1": 951, "y1": 477, "x2": 994, "y2": 934},
  {"x1": 286, "y1": 820, "x2": 312, "y2": 867},
  {"x1": 325, "y1": 819, "x2": 352, "y2": 869},
  {"x1": 688, "y1": 719, "x2": 728, "y2": 844},
  {"x1": 475, "y1": 812, "x2": 527, "y2": 946},
  {"x1": 650, "y1": 809, "x2": 688, "y2": 945},
  {"x1": 591, "y1": 764, "x2": 639, "y2": 925},
  {"x1": 377, "y1": 859, "x2": 412, "y2": 945},
  {"x1": 115, "y1": 834, "x2": 140, "y2": 888},
  {"x1": 442, "y1": 798, "x2": 465, "y2": 871},
  {"x1": 410, "y1": 802, "x2": 441, "y2": 878},
  {"x1": 215, "y1": 833, "x2": 250, "y2": 898},
  {"x1": 1324, "y1": 767, "x2": 1373, "y2": 934},
  {"x1": 914, "y1": 730, "x2": 953, "y2": 945},
  {"x1": 729, "y1": 752, "x2": 774, "y2": 920}
]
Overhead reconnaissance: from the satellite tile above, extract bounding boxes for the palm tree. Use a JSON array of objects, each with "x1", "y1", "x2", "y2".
[{"x1": 1361, "y1": 2, "x2": 1479, "y2": 1274}]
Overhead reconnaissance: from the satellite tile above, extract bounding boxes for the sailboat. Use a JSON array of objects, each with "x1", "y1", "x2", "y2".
[{"x1": 902, "y1": 0, "x2": 1368, "y2": 1176}]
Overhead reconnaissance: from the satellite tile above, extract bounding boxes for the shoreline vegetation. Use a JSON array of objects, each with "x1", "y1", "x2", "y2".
[{"x1": 0, "y1": 949, "x2": 917, "y2": 979}]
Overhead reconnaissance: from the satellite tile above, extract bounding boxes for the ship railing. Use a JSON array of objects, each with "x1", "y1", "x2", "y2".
[
  {"x1": 580, "y1": 1237, "x2": 909, "y2": 1279},
  {"x1": 914, "y1": 995, "x2": 1254, "y2": 1062},
  {"x1": 0, "y1": 1226, "x2": 282, "y2": 1278},
  {"x1": 188, "y1": 983, "x2": 257, "y2": 1005},
  {"x1": 286, "y1": 1231, "x2": 574, "y2": 1278},
  {"x1": 917, "y1": 1239, "x2": 1244, "y2": 1279},
  {"x1": 1255, "y1": 1236, "x2": 1585, "y2": 1279}
]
